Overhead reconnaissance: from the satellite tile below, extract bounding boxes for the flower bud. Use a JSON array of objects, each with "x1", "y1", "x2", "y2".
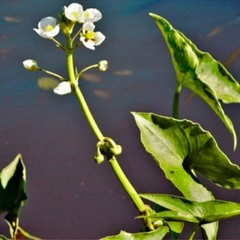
[
  {"x1": 23, "y1": 59, "x2": 39, "y2": 71},
  {"x1": 98, "y1": 60, "x2": 108, "y2": 71},
  {"x1": 110, "y1": 145, "x2": 122, "y2": 156},
  {"x1": 94, "y1": 154, "x2": 104, "y2": 164}
]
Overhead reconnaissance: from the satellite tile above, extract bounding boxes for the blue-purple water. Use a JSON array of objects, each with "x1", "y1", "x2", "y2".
[{"x1": 0, "y1": 0, "x2": 240, "y2": 239}]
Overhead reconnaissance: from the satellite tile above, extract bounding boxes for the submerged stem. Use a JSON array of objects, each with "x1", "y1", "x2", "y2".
[{"x1": 172, "y1": 83, "x2": 182, "y2": 118}]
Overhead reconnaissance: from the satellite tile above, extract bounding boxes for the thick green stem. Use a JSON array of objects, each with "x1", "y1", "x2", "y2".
[
  {"x1": 109, "y1": 156, "x2": 146, "y2": 213},
  {"x1": 66, "y1": 37, "x2": 103, "y2": 141},
  {"x1": 65, "y1": 36, "x2": 147, "y2": 219},
  {"x1": 172, "y1": 83, "x2": 182, "y2": 118},
  {"x1": 74, "y1": 86, "x2": 104, "y2": 141}
]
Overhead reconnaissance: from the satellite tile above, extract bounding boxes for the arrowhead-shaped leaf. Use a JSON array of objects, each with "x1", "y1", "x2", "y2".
[
  {"x1": 132, "y1": 111, "x2": 240, "y2": 239},
  {"x1": 0, "y1": 154, "x2": 27, "y2": 237},
  {"x1": 100, "y1": 227, "x2": 169, "y2": 240},
  {"x1": 149, "y1": 13, "x2": 240, "y2": 149},
  {"x1": 132, "y1": 112, "x2": 240, "y2": 190},
  {"x1": 139, "y1": 194, "x2": 240, "y2": 223}
]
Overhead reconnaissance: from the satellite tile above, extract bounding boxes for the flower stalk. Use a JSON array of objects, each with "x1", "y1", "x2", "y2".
[
  {"x1": 65, "y1": 33, "x2": 147, "y2": 217},
  {"x1": 39, "y1": 67, "x2": 66, "y2": 81},
  {"x1": 24, "y1": 2, "x2": 150, "y2": 231}
]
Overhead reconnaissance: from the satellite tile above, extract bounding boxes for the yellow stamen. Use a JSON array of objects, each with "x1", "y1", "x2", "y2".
[
  {"x1": 84, "y1": 11, "x2": 90, "y2": 18},
  {"x1": 86, "y1": 31, "x2": 95, "y2": 40},
  {"x1": 72, "y1": 11, "x2": 79, "y2": 19},
  {"x1": 45, "y1": 25, "x2": 54, "y2": 31}
]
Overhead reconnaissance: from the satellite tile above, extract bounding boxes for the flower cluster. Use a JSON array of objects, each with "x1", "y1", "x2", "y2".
[
  {"x1": 33, "y1": 3, "x2": 105, "y2": 50},
  {"x1": 24, "y1": 3, "x2": 108, "y2": 96}
]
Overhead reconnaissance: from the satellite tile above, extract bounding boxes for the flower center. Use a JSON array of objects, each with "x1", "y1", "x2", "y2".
[
  {"x1": 85, "y1": 31, "x2": 95, "y2": 40},
  {"x1": 72, "y1": 11, "x2": 79, "y2": 19},
  {"x1": 84, "y1": 12, "x2": 90, "y2": 18},
  {"x1": 45, "y1": 24, "x2": 54, "y2": 31}
]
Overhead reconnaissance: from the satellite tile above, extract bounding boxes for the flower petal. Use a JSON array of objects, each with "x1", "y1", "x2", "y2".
[
  {"x1": 53, "y1": 82, "x2": 72, "y2": 95},
  {"x1": 83, "y1": 8, "x2": 102, "y2": 22},
  {"x1": 64, "y1": 3, "x2": 84, "y2": 22},
  {"x1": 34, "y1": 17, "x2": 60, "y2": 38},
  {"x1": 94, "y1": 32, "x2": 106, "y2": 46},
  {"x1": 80, "y1": 37, "x2": 95, "y2": 50},
  {"x1": 82, "y1": 22, "x2": 95, "y2": 32}
]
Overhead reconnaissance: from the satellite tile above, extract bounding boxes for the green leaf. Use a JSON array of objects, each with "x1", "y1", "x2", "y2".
[
  {"x1": 149, "y1": 13, "x2": 240, "y2": 149},
  {"x1": 100, "y1": 227, "x2": 169, "y2": 240},
  {"x1": 139, "y1": 194, "x2": 240, "y2": 223},
  {"x1": 151, "y1": 205, "x2": 184, "y2": 239},
  {"x1": 0, "y1": 154, "x2": 27, "y2": 237},
  {"x1": 0, "y1": 235, "x2": 9, "y2": 240},
  {"x1": 132, "y1": 112, "x2": 222, "y2": 238},
  {"x1": 133, "y1": 112, "x2": 240, "y2": 188},
  {"x1": 138, "y1": 210, "x2": 199, "y2": 223},
  {"x1": 165, "y1": 221, "x2": 183, "y2": 240}
]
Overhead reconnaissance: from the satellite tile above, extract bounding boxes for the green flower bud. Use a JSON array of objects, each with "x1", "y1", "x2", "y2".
[
  {"x1": 94, "y1": 154, "x2": 104, "y2": 164},
  {"x1": 110, "y1": 144, "x2": 122, "y2": 156}
]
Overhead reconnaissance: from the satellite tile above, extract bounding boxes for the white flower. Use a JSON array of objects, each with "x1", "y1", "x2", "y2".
[
  {"x1": 33, "y1": 17, "x2": 60, "y2": 38},
  {"x1": 64, "y1": 3, "x2": 84, "y2": 22},
  {"x1": 23, "y1": 59, "x2": 39, "y2": 71},
  {"x1": 80, "y1": 22, "x2": 105, "y2": 50},
  {"x1": 53, "y1": 81, "x2": 71, "y2": 95},
  {"x1": 83, "y1": 8, "x2": 102, "y2": 22},
  {"x1": 98, "y1": 60, "x2": 108, "y2": 71}
]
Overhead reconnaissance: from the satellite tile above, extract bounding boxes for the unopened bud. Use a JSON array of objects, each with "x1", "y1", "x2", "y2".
[
  {"x1": 98, "y1": 60, "x2": 108, "y2": 71},
  {"x1": 23, "y1": 59, "x2": 39, "y2": 71}
]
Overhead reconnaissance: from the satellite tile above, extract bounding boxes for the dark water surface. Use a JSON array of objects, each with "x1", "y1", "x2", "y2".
[{"x1": 0, "y1": 0, "x2": 240, "y2": 239}]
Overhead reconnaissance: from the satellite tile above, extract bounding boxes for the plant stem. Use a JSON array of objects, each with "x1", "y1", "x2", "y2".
[
  {"x1": 66, "y1": 37, "x2": 104, "y2": 141},
  {"x1": 65, "y1": 36, "x2": 147, "y2": 217},
  {"x1": 76, "y1": 64, "x2": 98, "y2": 81},
  {"x1": 109, "y1": 156, "x2": 146, "y2": 213},
  {"x1": 188, "y1": 224, "x2": 199, "y2": 240},
  {"x1": 40, "y1": 68, "x2": 66, "y2": 81},
  {"x1": 16, "y1": 227, "x2": 41, "y2": 240},
  {"x1": 172, "y1": 83, "x2": 182, "y2": 118}
]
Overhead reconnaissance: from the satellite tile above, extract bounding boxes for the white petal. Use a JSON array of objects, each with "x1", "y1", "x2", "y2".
[
  {"x1": 38, "y1": 17, "x2": 58, "y2": 29},
  {"x1": 82, "y1": 22, "x2": 95, "y2": 32},
  {"x1": 46, "y1": 24, "x2": 60, "y2": 38},
  {"x1": 83, "y1": 8, "x2": 102, "y2": 22},
  {"x1": 64, "y1": 3, "x2": 84, "y2": 22},
  {"x1": 53, "y1": 82, "x2": 72, "y2": 95},
  {"x1": 80, "y1": 37, "x2": 95, "y2": 50},
  {"x1": 94, "y1": 32, "x2": 106, "y2": 46},
  {"x1": 34, "y1": 17, "x2": 60, "y2": 38},
  {"x1": 33, "y1": 28, "x2": 47, "y2": 38}
]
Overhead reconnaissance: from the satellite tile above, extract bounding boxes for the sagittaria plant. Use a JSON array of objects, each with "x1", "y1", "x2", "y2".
[{"x1": 1, "y1": 2, "x2": 240, "y2": 240}]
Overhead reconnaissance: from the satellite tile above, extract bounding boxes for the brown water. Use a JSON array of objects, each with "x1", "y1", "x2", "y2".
[{"x1": 0, "y1": 0, "x2": 240, "y2": 239}]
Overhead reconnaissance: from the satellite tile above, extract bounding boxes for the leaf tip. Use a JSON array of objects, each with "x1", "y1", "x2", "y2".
[
  {"x1": 149, "y1": 12, "x2": 158, "y2": 19},
  {"x1": 233, "y1": 136, "x2": 237, "y2": 151}
]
